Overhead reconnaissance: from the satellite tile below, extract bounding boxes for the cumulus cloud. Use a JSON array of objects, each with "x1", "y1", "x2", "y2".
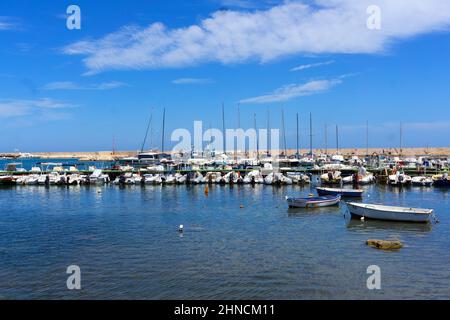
[
  {"x1": 41, "y1": 81, "x2": 127, "y2": 90},
  {"x1": 62, "y1": 0, "x2": 450, "y2": 74},
  {"x1": 0, "y1": 98, "x2": 75, "y2": 118},
  {"x1": 290, "y1": 60, "x2": 334, "y2": 72},
  {"x1": 172, "y1": 78, "x2": 213, "y2": 84},
  {"x1": 239, "y1": 78, "x2": 342, "y2": 104}
]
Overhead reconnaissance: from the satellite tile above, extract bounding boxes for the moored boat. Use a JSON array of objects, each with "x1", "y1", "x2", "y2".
[
  {"x1": 411, "y1": 176, "x2": 433, "y2": 187},
  {"x1": 346, "y1": 202, "x2": 433, "y2": 223},
  {"x1": 432, "y1": 174, "x2": 450, "y2": 187},
  {"x1": 316, "y1": 187, "x2": 364, "y2": 197},
  {"x1": 286, "y1": 195, "x2": 341, "y2": 208}
]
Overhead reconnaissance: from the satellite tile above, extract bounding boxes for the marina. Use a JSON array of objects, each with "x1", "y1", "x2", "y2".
[
  {"x1": 1, "y1": 152, "x2": 449, "y2": 188},
  {"x1": 2, "y1": 0, "x2": 450, "y2": 304}
]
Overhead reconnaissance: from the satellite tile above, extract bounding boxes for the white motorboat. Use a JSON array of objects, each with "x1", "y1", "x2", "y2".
[
  {"x1": 89, "y1": 169, "x2": 110, "y2": 184},
  {"x1": 163, "y1": 174, "x2": 177, "y2": 184},
  {"x1": 286, "y1": 172, "x2": 310, "y2": 184},
  {"x1": 243, "y1": 170, "x2": 264, "y2": 184},
  {"x1": 346, "y1": 202, "x2": 433, "y2": 223},
  {"x1": 174, "y1": 173, "x2": 187, "y2": 184},
  {"x1": 411, "y1": 176, "x2": 433, "y2": 187},
  {"x1": 388, "y1": 172, "x2": 411, "y2": 186},
  {"x1": 26, "y1": 174, "x2": 41, "y2": 185},
  {"x1": 320, "y1": 171, "x2": 342, "y2": 184}
]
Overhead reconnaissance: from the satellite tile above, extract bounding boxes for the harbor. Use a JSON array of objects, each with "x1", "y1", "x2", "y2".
[
  {"x1": 1, "y1": 151, "x2": 449, "y2": 187},
  {"x1": 2, "y1": 0, "x2": 450, "y2": 304}
]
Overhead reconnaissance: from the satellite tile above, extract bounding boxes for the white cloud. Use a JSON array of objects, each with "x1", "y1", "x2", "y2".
[
  {"x1": 0, "y1": 98, "x2": 75, "y2": 118},
  {"x1": 0, "y1": 16, "x2": 19, "y2": 31},
  {"x1": 290, "y1": 60, "x2": 334, "y2": 72},
  {"x1": 41, "y1": 81, "x2": 127, "y2": 90},
  {"x1": 172, "y1": 78, "x2": 213, "y2": 84},
  {"x1": 239, "y1": 78, "x2": 342, "y2": 104},
  {"x1": 62, "y1": 0, "x2": 450, "y2": 74}
]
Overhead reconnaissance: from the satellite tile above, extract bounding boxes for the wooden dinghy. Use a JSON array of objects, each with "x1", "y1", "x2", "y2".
[
  {"x1": 286, "y1": 195, "x2": 341, "y2": 208},
  {"x1": 346, "y1": 202, "x2": 433, "y2": 223}
]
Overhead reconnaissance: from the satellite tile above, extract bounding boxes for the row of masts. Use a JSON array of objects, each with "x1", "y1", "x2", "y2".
[{"x1": 131, "y1": 105, "x2": 405, "y2": 157}]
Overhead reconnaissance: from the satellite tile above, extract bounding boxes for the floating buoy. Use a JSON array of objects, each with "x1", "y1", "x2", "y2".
[
  {"x1": 240, "y1": 204, "x2": 244, "y2": 209},
  {"x1": 97, "y1": 189, "x2": 102, "y2": 193},
  {"x1": 204, "y1": 186, "x2": 209, "y2": 195},
  {"x1": 360, "y1": 216, "x2": 365, "y2": 221},
  {"x1": 366, "y1": 239, "x2": 403, "y2": 250},
  {"x1": 178, "y1": 224, "x2": 184, "y2": 232}
]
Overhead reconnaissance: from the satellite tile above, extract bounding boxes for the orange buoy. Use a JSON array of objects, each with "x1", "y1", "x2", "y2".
[{"x1": 204, "y1": 186, "x2": 209, "y2": 195}]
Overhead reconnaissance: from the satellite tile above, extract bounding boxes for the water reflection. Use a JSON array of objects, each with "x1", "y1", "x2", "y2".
[{"x1": 345, "y1": 218, "x2": 432, "y2": 233}]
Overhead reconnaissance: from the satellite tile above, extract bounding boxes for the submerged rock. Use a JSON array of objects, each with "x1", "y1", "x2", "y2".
[{"x1": 366, "y1": 239, "x2": 403, "y2": 250}]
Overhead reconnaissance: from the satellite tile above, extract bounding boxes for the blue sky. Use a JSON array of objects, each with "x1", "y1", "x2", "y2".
[{"x1": 1, "y1": 0, "x2": 450, "y2": 152}]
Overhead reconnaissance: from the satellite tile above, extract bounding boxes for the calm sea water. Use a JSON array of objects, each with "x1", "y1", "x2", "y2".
[{"x1": 0, "y1": 182, "x2": 449, "y2": 299}]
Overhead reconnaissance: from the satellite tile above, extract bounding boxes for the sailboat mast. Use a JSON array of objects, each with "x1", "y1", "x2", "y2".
[
  {"x1": 161, "y1": 108, "x2": 166, "y2": 152},
  {"x1": 324, "y1": 124, "x2": 328, "y2": 155},
  {"x1": 254, "y1": 113, "x2": 259, "y2": 160},
  {"x1": 281, "y1": 109, "x2": 287, "y2": 156},
  {"x1": 296, "y1": 113, "x2": 299, "y2": 159},
  {"x1": 366, "y1": 120, "x2": 369, "y2": 157},
  {"x1": 267, "y1": 109, "x2": 270, "y2": 156},
  {"x1": 237, "y1": 103, "x2": 241, "y2": 128},
  {"x1": 222, "y1": 103, "x2": 226, "y2": 153},
  {"x1": 399, "y1": 122, "x2": 403, "y2": 156},
  {"x1": 141, "y1": 111, "x2": 153, "y2": 153},
  {"x1": 309, "y1": 113, "x2": 313, "y2": 156},
  {"x1": 112, "y1": 134, "x2": 116, "y2": 155},
  {"x1": 336, "y1": 125, "x2": 339, "y2": 154}
]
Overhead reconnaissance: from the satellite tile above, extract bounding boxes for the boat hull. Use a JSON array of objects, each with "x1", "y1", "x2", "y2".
[
  {"x1": 433, "y1": 179, "x2": 450, "y2": 187},
  {"x1": 346, "y1": 202, "x2": 432, "y2": 223},
  {"x1": 316, "y1": 187, "x2": 363, "y2": 197},
  {"x1": 287, "y1": 195, "x2": 341, "y2": 208}
]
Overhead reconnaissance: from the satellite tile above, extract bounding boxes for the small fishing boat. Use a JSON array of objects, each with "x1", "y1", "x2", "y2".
[
  {"x1": 316, "y1": 187, "x2": 364, "y2": 197},
  {"x1": 286, "y1": 195, "x2": 341, "y2": 208},
  {"x1": 346, "y1": 202, "x2": 433, "y2": 223}
]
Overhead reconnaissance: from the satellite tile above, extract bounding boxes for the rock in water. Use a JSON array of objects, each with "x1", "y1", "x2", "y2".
[{"x1": 366, "y1": 239, "x2": 403, "y2": 250}]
